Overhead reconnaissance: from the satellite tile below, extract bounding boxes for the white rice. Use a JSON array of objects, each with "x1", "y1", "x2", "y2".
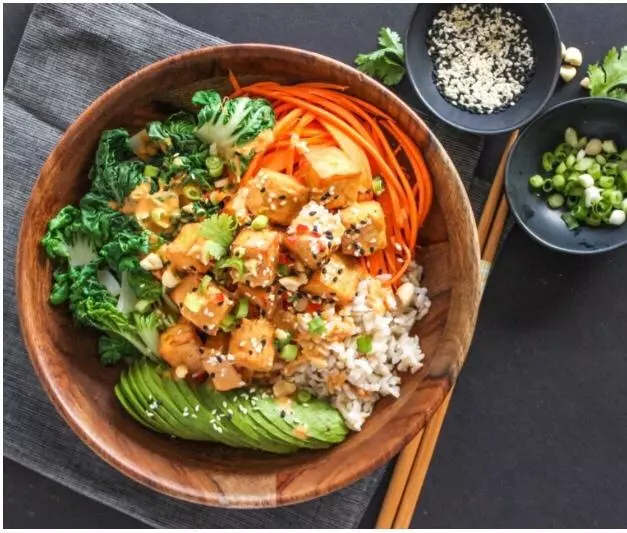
[{"x1": 286, "y1": 263, "x2": 431, "y2": 431}]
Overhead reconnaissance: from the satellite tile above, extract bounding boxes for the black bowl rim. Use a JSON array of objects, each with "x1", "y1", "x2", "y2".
[
  {"x1": 404, "y1": 3, "x2": 562, "y2": 136},
  {"x1": 505, "y1": 96, "x2": 627, "y2": 255}
]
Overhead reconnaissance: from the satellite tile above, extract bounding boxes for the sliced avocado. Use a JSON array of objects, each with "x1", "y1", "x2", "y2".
[
  {"x1": 190, "y1": 382, "x2": 261, "y2": 450},
  {"x1": 114, "y1": 381, "x2": 163, "y2": 432},
  {"x1": 230, "y1": 390, "x2": 325, "y2": 450},
  {"x1": 135, "y1": 361, "x2": 218, "y2": 443},
  {"x1": 215, "y1": 389, "x2": 299, "y2": 454},
  {"x1": 119, "y1": 366, "x2": 194, "y2": 439},
  {"x1": 255, "y1": 393, "x2": 348, "y2": 444},
  {"x1": 167, "y1": 374, "x2": 250, "y2": 449}
]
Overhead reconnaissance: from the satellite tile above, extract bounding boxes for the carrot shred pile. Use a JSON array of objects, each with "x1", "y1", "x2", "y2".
[{"x1": 230, "y1": 78, "x2": 433, "y2": 285}]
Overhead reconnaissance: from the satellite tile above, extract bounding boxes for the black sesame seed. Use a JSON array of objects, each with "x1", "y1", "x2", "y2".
[
  {"x1": 280, "y1": 410, "x2": 286, "y2": 418},
  {"x1": 309, "y1": 210, "x2": 316, "y2": 216}
]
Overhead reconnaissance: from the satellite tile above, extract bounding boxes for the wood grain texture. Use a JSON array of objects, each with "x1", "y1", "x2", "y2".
[{"x1": 16, "y1": 44, "x2": 481, "y2": 508}]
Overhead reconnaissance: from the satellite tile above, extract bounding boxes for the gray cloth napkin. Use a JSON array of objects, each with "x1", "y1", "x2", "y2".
[{"x1": 3, "y1": 3, "x2": 484, "y2": 529}]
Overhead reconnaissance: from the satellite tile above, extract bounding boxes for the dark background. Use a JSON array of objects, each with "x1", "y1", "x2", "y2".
[{"x1": 4, "y1": 3, "x2": 627, "y2": 528}]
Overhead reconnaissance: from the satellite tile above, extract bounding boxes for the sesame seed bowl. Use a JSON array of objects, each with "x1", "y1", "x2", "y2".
[{"x1": 405, "y1": 4, "x2": 562, "y2": 135}]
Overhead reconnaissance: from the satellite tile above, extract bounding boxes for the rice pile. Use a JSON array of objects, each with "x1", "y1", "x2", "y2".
[{"x1": 286, "y1": 264, "x2": 431, "y2": 431}]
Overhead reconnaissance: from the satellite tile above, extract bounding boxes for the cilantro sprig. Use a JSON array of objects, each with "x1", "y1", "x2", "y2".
[
  {"x1": 355, "y1": 27, "x2": 406, "y2": 87},
  {"x1": 586, "y1": 46, "x2": 627, "y2": 101}
]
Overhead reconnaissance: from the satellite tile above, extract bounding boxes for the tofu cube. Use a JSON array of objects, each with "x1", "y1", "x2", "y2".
[
  {"x1": 231, "y1": 228, "x2": 282, "y2": 288},
  {"x1": 340, "y1": 201, "x2": 388, "y2": 256},
  {"x1": 303, "y1": 253, "x2": 363, "y2": 305},
  {"x1": 245, "y1": 169, "x2": 310, "y2": 225},
  {"x1": 170, "y1": 274, "x2": 234, "y2": 334},
  {"x1": 283, "y1": 202, "x2": 345, "y2": 268},
  {"x1": 236, "y1": 283, "x2": 280, "y2": 318},
  {"x1": 223, "y1": 186, "x2": 251, "y2": 225},
  {"x1": 303, "y1": 147, "x2": 361, "y2": 209},
  {"x1": 228, "y1": 318, "x2": 276, "y2": 372},
  {"x1": 164, "y1": 222, "x2": 211, "y2": 274},
  {"x1": 159, "y1": 320, "x2": 204, "y2": 373}
]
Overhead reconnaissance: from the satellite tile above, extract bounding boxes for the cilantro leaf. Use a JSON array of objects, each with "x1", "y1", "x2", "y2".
[
  {"x1": 587, "y1": 46, "x2": 627, "y2": 101},
  {"x1": 200, "y1": 214, "x2": 237, "y2": 260},
  {"x1": 355, "y1": 27, "x2": 407, "y2": 87}
]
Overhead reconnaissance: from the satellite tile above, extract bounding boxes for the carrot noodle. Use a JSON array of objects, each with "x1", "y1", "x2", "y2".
[
  {"x1": 228, "y1": 78, "x2": 433, "y2": 285},
  {"x1": 228, "y1": 70, "x2": 241, "y2": 92}
]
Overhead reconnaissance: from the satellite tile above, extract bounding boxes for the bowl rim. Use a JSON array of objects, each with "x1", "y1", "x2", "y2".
[
  {"x1": 505, "y1": 96, "x2": 627, "y2": 255},
  {"x1": 16, "y1": 42, "x2": 481, "y2": 507},
  {"x1": 404, "y1": 3, "x2": 562, "y2": 135}
]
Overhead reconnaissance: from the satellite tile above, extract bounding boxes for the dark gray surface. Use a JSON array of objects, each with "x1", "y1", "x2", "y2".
[{"x1": 4, "y1": 3, "x2": 627, "y2": 529}]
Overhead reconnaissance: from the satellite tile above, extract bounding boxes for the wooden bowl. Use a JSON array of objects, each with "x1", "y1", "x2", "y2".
[{"x1": 17, "y1": 44, "x2": 481, "y2": 508}]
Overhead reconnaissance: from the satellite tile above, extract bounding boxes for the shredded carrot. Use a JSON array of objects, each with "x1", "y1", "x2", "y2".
[
  {"x1": 228, "y1": 70, "x2": 241, "y2": 92},
  {"x1": 230, "y1": 81, "x2": 433, "y2": 285}
]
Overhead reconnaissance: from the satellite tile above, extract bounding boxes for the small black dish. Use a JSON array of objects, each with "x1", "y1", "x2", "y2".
[
  {"x1": 506, "y1": 97, "x2": 627, "y2": 255},
  {"x1": 405, "y1": 4, "x2": 561, "y2": 135}
]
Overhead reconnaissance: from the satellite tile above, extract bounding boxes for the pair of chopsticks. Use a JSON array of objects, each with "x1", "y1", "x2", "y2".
[{"x1": 376, "y1": 130, "x2": 520, "y2": 529}]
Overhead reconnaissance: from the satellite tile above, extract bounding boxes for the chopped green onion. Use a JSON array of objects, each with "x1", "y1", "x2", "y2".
[
  {"x1": 199, "y1": 275, "x2": 212, "y2": 294},
  {"x1": 183, "y1": 184, "x2": 202, "y2": 200},
  {"x1": 277, "y1": 264, "x2": 291, "y2": 277},
  {"x1": 555, "y1": 162, "x2": 567, "y2": 175},
  {"x1": 542, "y1": 179, "x2": 554, "y2": 193},
  {"x1": 603, "y1": 163, "x2": 619, "y2": 176},
  {"x1": 566, "y1": 195, "x2": 579, "y2": 209},
  {"x1": 571, "y1": 204, "x2": 589, "y2": 220},
  {"x1": 561, "y1": 213, "x2": 580, "y2": 230},
  {"x1": 602, "y1": 140, "x2": 617, "y2": 154},
  {"x1": 574, "y1": 157, "x2": 593, "y2": 171},
  {"x1": 220, "y1": 314, "x2": 236, "y2": 332},
  {"x1": 551, "y1": 175, "x2": 566, "y2": 191},
  {"x1": 595, "y1": 154, "x2": 607, "y2": 165},
  {"x1": 554, "y1": 143, "x2": 571, "y2": 162},
  {"x1": 296, "y1": 389, "x2": 312, "y2": 403},
  {"x1": 205, "y1": 156, "x2": 224, "y2": 178},
  {"x1": 144, "y1": 165, "x2": 160, "y2": 178},
  {"x1": 577, "y1": 136, "x2": 588, "y2": 149},
  {"x1": 356, "y1": 334, "x2": 373, "y2": 354},
  {"x1": 373, "y1": 176, "x2": 385, "y2": 196},
  {"x1": 307, "y1": 316, "x2": 326, "y2": 335},
  {"x1": 274, "y1": 331, "x2": 293, "y2": 351},
  {"x1": 547, "y1": 193, "x2": 565, "y2": 209},
  {"x1": 529, "y1": 175, "x2": 544, "y2": 190},
  {"x1": 565, "y1": 127, "x2": 578, "y2": 148},
  {"x1": 565, "y1": 154, "x2": 577, "y2": 168},
  {"x1": 542, "y1": 152, "x2": 555, "y2": 172},
  {"x1": 280, "y1": 344, "x2": 299, "y2": 361},
  {"x1": 235, "y1": 297, "x2": 249, "y2": 320},
  {"x1": 599, "y1": 176, "x2": 615, "y2": 189},
  {"x1": 250, "y1": 215, "x2": 269, "y2": 230},
  {"x1": 585, "y1": 214, "x2": 602, "y2": 226},
  {"x1": 620, "y1": 149, "x2": 627, "y2": 161}
]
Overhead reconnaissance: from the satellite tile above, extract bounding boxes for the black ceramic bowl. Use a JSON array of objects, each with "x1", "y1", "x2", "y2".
[
  {"x1": 405, "y1": 4, "x2": 561, "y2": 135},
  {"x1": 506, "y1": 97, "x2": 627, "y2": 254}
]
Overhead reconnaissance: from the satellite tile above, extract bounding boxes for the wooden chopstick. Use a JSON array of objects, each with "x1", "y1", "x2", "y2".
[{"x1": 376, "y1": 130, "x2": 519, "y2": 529}]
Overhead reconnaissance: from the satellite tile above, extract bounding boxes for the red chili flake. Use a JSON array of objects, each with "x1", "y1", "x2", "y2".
[
  {"x1": 306, "y1": 301, "x2": 322, "y2": 313},
  {"x1": 191, "y1": 371, "x2": 208, "y2": 382},
  {"x1": 279, "y1": 252, "x2": 291, "y2": 265},
  {"x1": 214, "y1": 293, "x2": 225, "y2": 303},
  {"x1": 311, "y1": 231, "x2": 321, "y2": 238},
  {"x1": 296, "y1": 224, "x2": 309, "y2": 235}
]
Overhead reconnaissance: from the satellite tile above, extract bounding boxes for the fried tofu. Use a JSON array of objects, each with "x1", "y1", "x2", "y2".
[
  {"x1": 236, "y1": 283, "x2": 280, "y2": 318},
  {"x1": 222, "y1": 186, "x2": 251, "y2": 225},
  {"x1": 283, "y1": 202, "x2": 345, "y2": 268},
  {"x1": 170, "y1": 274, "x2": 234, "y2": 334},
  {"x1": 340, "y1": 201, "x2": 387, "y2": 256},
  {"x1": 231, "y1": 227, "x2": 282, "y2": 288},
  {"x1": 303, "y1": 253, "x2": 363, "y2": 305},
  {"x1": 159, "y1": 320, "x2": 204, "y2": 373},
  {"x1": 303, "y1": 147, "x2": 361, "y2": 209},
  {"x1": 164, "y1": 222, "x2": 211, "y2": 274},
  {"x1": 228, "y1": 318, "x2": 276, "y2": 372},
  {"x1": 245, "y1": 169, "x2": 310, "y2": 225}
]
